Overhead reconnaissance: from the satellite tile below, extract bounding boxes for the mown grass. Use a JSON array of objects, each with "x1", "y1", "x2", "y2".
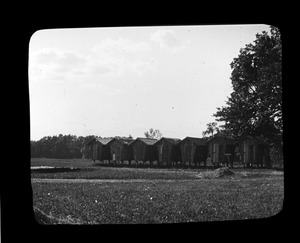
[
  {"x1": 32, "y1": 177, "x2": 283, "y2": 224},
  {"x1": 31, "y1": 158, "x2": 93, "y2": 168},
  {"x1": 31, "y1": 158, "x2": 284, "y2": 224},
  {"x1": 31, "y1": 158, "x2": 283, "y2": 180},
  {"x1": 31, "y1": 166, "x2": 200, "y2": 180},
  {"x1": 31, "y1": 158, "x2": 209, "y2": 180}
]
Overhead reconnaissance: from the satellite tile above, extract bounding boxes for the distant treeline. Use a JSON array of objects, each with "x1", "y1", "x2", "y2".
[{"x1": 30, "y1": 134, "x2": 96, "y2": 159}]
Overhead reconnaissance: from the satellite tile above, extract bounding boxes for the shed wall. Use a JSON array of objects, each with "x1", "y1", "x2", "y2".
[
  {"x1": 91, "y1": 141, "x2": 103, "y2": 161},
  {"x1": 208, "y1": 138, "x2": 235, "y2": 164},
  {"x1": 170, "y1": 144, "x2": 182, "y2": 162},
  {"x1": 156, "y1": 140, "x2": 173, "y2": 164},
  {"x1": 131, "y1": 140, "x2": 146, "y2": 161},
  {"x1": 194, "y1": 145, "x2": 208, "y2": 163},
  {"x1": 109, "y1": 141, "x2": 122, "y2": 161},
  {"x1": 109, "y1": 141, "x2": 132, "y2": 162},
  {"x1": 239, "y1": 138, "x2": 268, "y2": 166},
  {"x1": 100, "y1": 145, "x2": 112, "y2": 161},
  {"x1": 180, "y1": 140, "x2": 195, "y2": 163},
  {"x1": 144, "y1": 145, "x2": 158, "y2": 162}
]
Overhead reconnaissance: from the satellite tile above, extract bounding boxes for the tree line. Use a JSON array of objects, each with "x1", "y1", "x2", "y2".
[
  {"x1": 30, "y1": 134, "x2": 95, "y2": 159},
  {"x1": 30, "y1": 129, "x2": 162, "y2": 159}
]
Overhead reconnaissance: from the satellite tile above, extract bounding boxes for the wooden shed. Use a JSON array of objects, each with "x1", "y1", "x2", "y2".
[
  {"x1": 207, "y1": 134, "x2": 236, "y2": 167},
  {"x1": 86, "y1": 137, "x2": 112, "y2": 163},
  {"x1": 238, "y1": 135, "x2": 270, "y2": 168},
  {"x1": 154, "y1": 137, "x2": 181, "y2": 167},
  {"x1": 179, "y1": 137, "x2": 208, "y2": 167},
  {"x1": 129, "y1": 138, "x2": 158, "y2": 165},
  {"x1": 107, "y1": 137, "x2": 134, "y2": 164}
]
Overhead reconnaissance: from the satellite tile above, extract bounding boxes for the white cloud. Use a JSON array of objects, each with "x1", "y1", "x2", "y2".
[
  {"x1": 150, "y1": 29, "x2": 188, "y2": 53},
  {"x1": 29, "y1": 48, "x2": 88, "y2": 83},
  {"x1": 29, "y1": 38, "x2": 155, "y2": 84},
  {"x1": 90, "y1": 38, "x2": 154, "y2": 76},
  {"x1": 92, "y1": 38, "x2": 151, "y2": 55}
]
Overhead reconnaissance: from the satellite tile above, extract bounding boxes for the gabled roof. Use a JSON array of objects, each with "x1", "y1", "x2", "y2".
[
  {"x1": 130, "y1": 137, "x2": 158, "y2": 146},
  {"x1": 154, "y1": 137, "x2": 181, "y2": 145},
  {"x1": 108, "y1": 137, "x2": 134, "y2": 145},
  {"x1": 96, "y1": 137, "x2": 114, "y2": 145},
  {"x1": 181, "y1": 137, "x2": 208, "y2": 146},
  {"x1": 86, "y1": 137, "x2": 113, "y2": 145}
]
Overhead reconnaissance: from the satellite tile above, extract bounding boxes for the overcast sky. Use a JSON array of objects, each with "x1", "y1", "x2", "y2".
[{"x1": 29, "y1": 24, "x2": 271, "y2": 141}]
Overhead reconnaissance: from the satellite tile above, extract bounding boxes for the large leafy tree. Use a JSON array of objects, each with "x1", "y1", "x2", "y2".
[{"x1": 214, "y1": 26, "x2": 282, "y2": 145}]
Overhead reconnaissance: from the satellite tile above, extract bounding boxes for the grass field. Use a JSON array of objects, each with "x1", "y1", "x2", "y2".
[
  {"x1": 31, "y1": 158, "x2": 284, "y2": 224},
  {"x1": 31, "y1": 158, "x2": 93, "y2": 168}
]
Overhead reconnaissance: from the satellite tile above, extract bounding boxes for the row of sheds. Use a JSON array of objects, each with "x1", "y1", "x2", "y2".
[{"x1": 87, "y1": 135, "x2": 271, "y2": 167}]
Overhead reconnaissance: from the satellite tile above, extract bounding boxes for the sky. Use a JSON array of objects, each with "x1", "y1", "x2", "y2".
[{"x1": 29, "y1": 24, "x2": 271, "y2": 141}]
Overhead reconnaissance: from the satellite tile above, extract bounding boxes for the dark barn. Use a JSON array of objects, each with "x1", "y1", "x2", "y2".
[
  {"x1": 179, "y1": 137, "x2": 208, "y2": 167},
  {"x1": 86, "y1": 137, "x2": 112, "y2": 163},
  {"x1": 238, "y1": 135, "x2": 270, "y2": 168},
  {"x1": 107, "y1": 137, "x2": 134, "y2": 164},
  {"x1": 207, "y1": 134, "x2": 236, "y2": 168},
  {"x1": 154, "y1": 137, "x2": 181, "y2": 167},
  {"x1": 129, "y1": 138, "x2": 158, "y2": 165}
]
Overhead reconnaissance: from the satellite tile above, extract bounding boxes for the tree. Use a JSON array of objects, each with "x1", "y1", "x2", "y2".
[
  {"x1": 144, "y1": 128, "x2": 162, "y2": 139},
  {"x1": 214, "y1": 26, "x2": 282, "y2": 144},
  {"x1": 202, "y1": 122, "x2": 219, "y2": 138},
  {"x1": 30, "y1": 134, "x2": 97, "y2": 159}
]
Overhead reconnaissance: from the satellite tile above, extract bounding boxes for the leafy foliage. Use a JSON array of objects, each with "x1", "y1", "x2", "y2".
[
  {"x1": 144, "y1": 128, "x2": 162, "y2": 139},
  {"x1": 214, "y1": 26, "x2": 282, "y2": 144},
  {"x1": 202, "y1": 122, "x2": 220, "y2": 138},
  {"x1": 31, "y1": 134, "x2": 95, "y2": 159}
]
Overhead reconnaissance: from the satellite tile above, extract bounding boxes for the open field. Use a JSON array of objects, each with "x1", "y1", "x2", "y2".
[
  {"x1": 31, "y1": 158, "x2": 283, "y2": 180},
  {"x1": 31, "y1": 158, "x2": 94, "y2": 168},
  {"x1": 31, "y1": 158, "x2": 284, "y2": 224}
]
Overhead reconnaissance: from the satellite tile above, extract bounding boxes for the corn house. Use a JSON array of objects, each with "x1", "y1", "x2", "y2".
[
  {"x1": 238, "y1": 135, "x2": 270, "y2": 168},
  {"x1": 154, "y1": 137, "x2": 181, "y2": 167},
  {"x1": 129, "y1": 138, "x2": 158, "y2": 165},
  {"x1": 179, "y1": 137, "x2": 208, "y2": 167},
  {"x1": 207, "y1": 134, "x2": 236, "y2": 167},
  {"x1": 107, "y1": 137, "x2": 134, "y2": 164},
  {"x1": 86, "y1": 137, "x2": 113, "y2": 162}
]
